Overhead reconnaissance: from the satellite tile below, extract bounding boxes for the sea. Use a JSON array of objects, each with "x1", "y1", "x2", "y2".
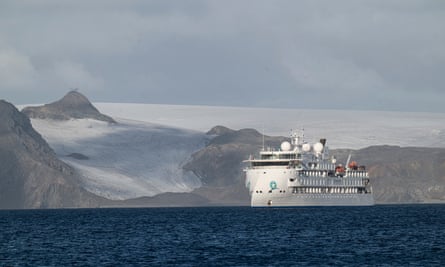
[{"x1": 1, "y1": 205, "x2": 444, "y2": 266}]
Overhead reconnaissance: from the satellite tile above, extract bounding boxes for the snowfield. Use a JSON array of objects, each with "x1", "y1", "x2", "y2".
[
  {"x1": 26, "y1": 103, "x2": 445, "y2": 200},
  {"x1": 30, "y1": 118, "x2": 206, "y2": 200},
  {"x1": 96, "y1": 103, "x2": 445, "y2": 149}
]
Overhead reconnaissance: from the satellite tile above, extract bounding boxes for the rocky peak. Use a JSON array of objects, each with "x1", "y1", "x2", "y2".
[
  {"x1": 22, "y1": 90, "x2": 116, "y2": 123},
  {"x1": 206, "y1": 125, "x2": 235, "y2": 136},
  {"x1": 0, "y1": 100, "x2": 43, "y2": 143},
  {"x1": 209, "y1": 127, "x2": 272, "y2": 145},
  {"x1": 51, "y1": 90, "x2": 94, "y2": 109}
]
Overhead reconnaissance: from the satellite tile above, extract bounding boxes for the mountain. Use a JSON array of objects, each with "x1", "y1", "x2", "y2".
[
  {"x1": 183, "y1": 127, "x2": 286, "y2": 205},
  {"x1": 0, "y1": 100, "x2": 106, "y2": 209},
  {"x1": 22, "y1": 90, "x2": 116, "y2": 123},
  {"x1": 338, "y1": 146, "x2": 445, "y2": 203},
  {"x1": 15, "y1": 95, "x2": 445, "y2": 207},
  {"x1": 185, "y1": 127, "x2": 445, "y2": 204},
  {"x1": 22, "y1": 91, "x2": 207, "y2": 201},
  {"x1": 185, "y1": 126, "x2": 285, "y2": 187}
]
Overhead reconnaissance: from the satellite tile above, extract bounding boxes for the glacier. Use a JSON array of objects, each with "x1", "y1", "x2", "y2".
[
  {"x1": 96, "y1": 103, "x2": 445, "y2": 149},
  {"x1": 26, "y1": 103, "x2": 445, "y2": 200},
  {"x1": 30, "y1": 118, "x2": 207, "y2": 200}
]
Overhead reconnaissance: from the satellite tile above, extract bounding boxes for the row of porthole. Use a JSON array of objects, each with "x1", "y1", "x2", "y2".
[
  {"x1": 255, "y1": 190, "x2": 287, "y2": 194},
  {"x1": 293, "y1": 195, "x2": 356, "y2": 198},
  {"x1": 293, "y1": 187, "x2": 362, "y2": 193},
  {"x1": 261, "y1": 171, "x2": 296, "y2": 174},
  {"x1": 298, "y1": 179, "x2": 363, "y2": 186},
  {"x1": 268, "y1": 190, "x2": 286, "y2": 193}
]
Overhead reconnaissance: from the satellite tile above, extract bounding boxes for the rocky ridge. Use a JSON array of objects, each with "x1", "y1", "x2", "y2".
[
  {"x1": 22, "y1": 90, "x2": 116, "y2": 123},
  {"x1": 0, "y1": 100, "x2": 106, "y2": 209}
]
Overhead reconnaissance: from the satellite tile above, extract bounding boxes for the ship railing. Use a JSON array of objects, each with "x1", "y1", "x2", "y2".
[
  {"x1": 345, "y1": 170, "x2": 369, "y2": 178},
  {"x1": 289, "y1": 186, "x2": 371, "y2": 194},
  {"x1": 289, "y1": 177, "x2": 369, "y2": 187}
]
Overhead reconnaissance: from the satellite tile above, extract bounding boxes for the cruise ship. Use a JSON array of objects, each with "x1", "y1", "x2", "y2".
[{"x1": 244, "y1": 132, "x2": 374, "y2": 207}]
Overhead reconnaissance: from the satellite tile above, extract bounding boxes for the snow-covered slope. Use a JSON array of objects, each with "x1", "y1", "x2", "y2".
[
  {"x1": 95, "y1": 103, "x2": 445, "y2": 149},
  {"x1": 30, "y1": 118, "x2": 206, "y2": 200},
  {"x1": 25, "y1": 103, "x2": 445, "y2": 201}
]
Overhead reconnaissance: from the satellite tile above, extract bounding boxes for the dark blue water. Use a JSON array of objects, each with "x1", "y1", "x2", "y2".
[{"x1": 1, "y1": 205, "x2": 444, "y2": 266}]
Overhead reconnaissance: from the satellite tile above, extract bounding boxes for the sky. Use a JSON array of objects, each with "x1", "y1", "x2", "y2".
[{"x1": 1, "y1": 0, "x2": 444, "y2": 112}]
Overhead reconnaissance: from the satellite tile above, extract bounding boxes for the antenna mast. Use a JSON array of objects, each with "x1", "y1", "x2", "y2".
[{"x1": 262, "y1": 125, "x2": 265, "y2": 151}]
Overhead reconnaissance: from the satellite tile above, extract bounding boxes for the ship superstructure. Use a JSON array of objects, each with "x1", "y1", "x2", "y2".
[{"x1": 244, "y1": 132, "x2": 374, "y2": 207}]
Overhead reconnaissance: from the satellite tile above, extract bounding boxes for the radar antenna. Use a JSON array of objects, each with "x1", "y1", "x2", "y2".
[{"x1": 262, "y1": 124, "x2": 265, "y2": 151}]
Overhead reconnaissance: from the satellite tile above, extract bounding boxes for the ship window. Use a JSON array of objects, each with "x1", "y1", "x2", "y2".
[
  {"x1": 253, "y1": 162, "x2": 290, "y2": 167},
  {"x1": 279, "y1": 154, "x2": 296, "y2": 160}
]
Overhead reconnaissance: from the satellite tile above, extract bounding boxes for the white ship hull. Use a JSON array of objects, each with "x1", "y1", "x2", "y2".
[{"x1": 251, "y1": 192, "x2": 374, "y2": 207}]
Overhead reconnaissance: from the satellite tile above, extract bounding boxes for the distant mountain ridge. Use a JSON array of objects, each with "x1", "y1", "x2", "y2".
[
  {"x1": 185, "y1": 126, "x2": 445, "y2": 205},
  {"x1": 0, "y1": 100, "x2": 106, "y2": 209},
  {"x1": 3, "y1": 90, "x2": 444, "y2": 208},
  {"x1": 341, "y1": 146, "x2": 445, "y2": 203},
  {"x1": 22, "y1": 90, "x2": 116, "y2": 123}
]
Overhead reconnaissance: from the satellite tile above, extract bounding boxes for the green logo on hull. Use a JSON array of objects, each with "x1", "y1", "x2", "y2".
[{"x1": 270, "y1": 181, "x2": 277, "y2": 190}]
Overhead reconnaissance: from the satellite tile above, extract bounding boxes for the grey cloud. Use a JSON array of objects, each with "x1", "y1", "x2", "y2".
[{"x1": 0, "y1": 0, "x2": 444, "y2": 112}]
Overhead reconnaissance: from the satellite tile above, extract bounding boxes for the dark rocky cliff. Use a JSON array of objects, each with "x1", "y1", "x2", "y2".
[
  {"x1": 0, "y1": 100, "x2": 106, "y2": 209},
  {"x1": 22, "y1": 90, "x2": 116, "y2": 123},
  {"x1": 336, "y1": 146, "x2": 445, "y2": 203}
]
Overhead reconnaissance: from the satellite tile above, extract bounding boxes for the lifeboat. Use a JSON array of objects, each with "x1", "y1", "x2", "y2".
[
  {"x1": 348, "y1": 161, "x2": 358, "y2": 170},
  {"x1": 358, "y1": 165, "x2": 366, "y2": 171},
  {"x1": 335, "y1": 165, "x2": 345, "y2": 177}
]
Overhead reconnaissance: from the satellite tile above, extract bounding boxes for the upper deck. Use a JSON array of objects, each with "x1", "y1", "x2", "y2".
[{"x1": 244, "y1": 133, "x2": 368, "y2": 178}]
